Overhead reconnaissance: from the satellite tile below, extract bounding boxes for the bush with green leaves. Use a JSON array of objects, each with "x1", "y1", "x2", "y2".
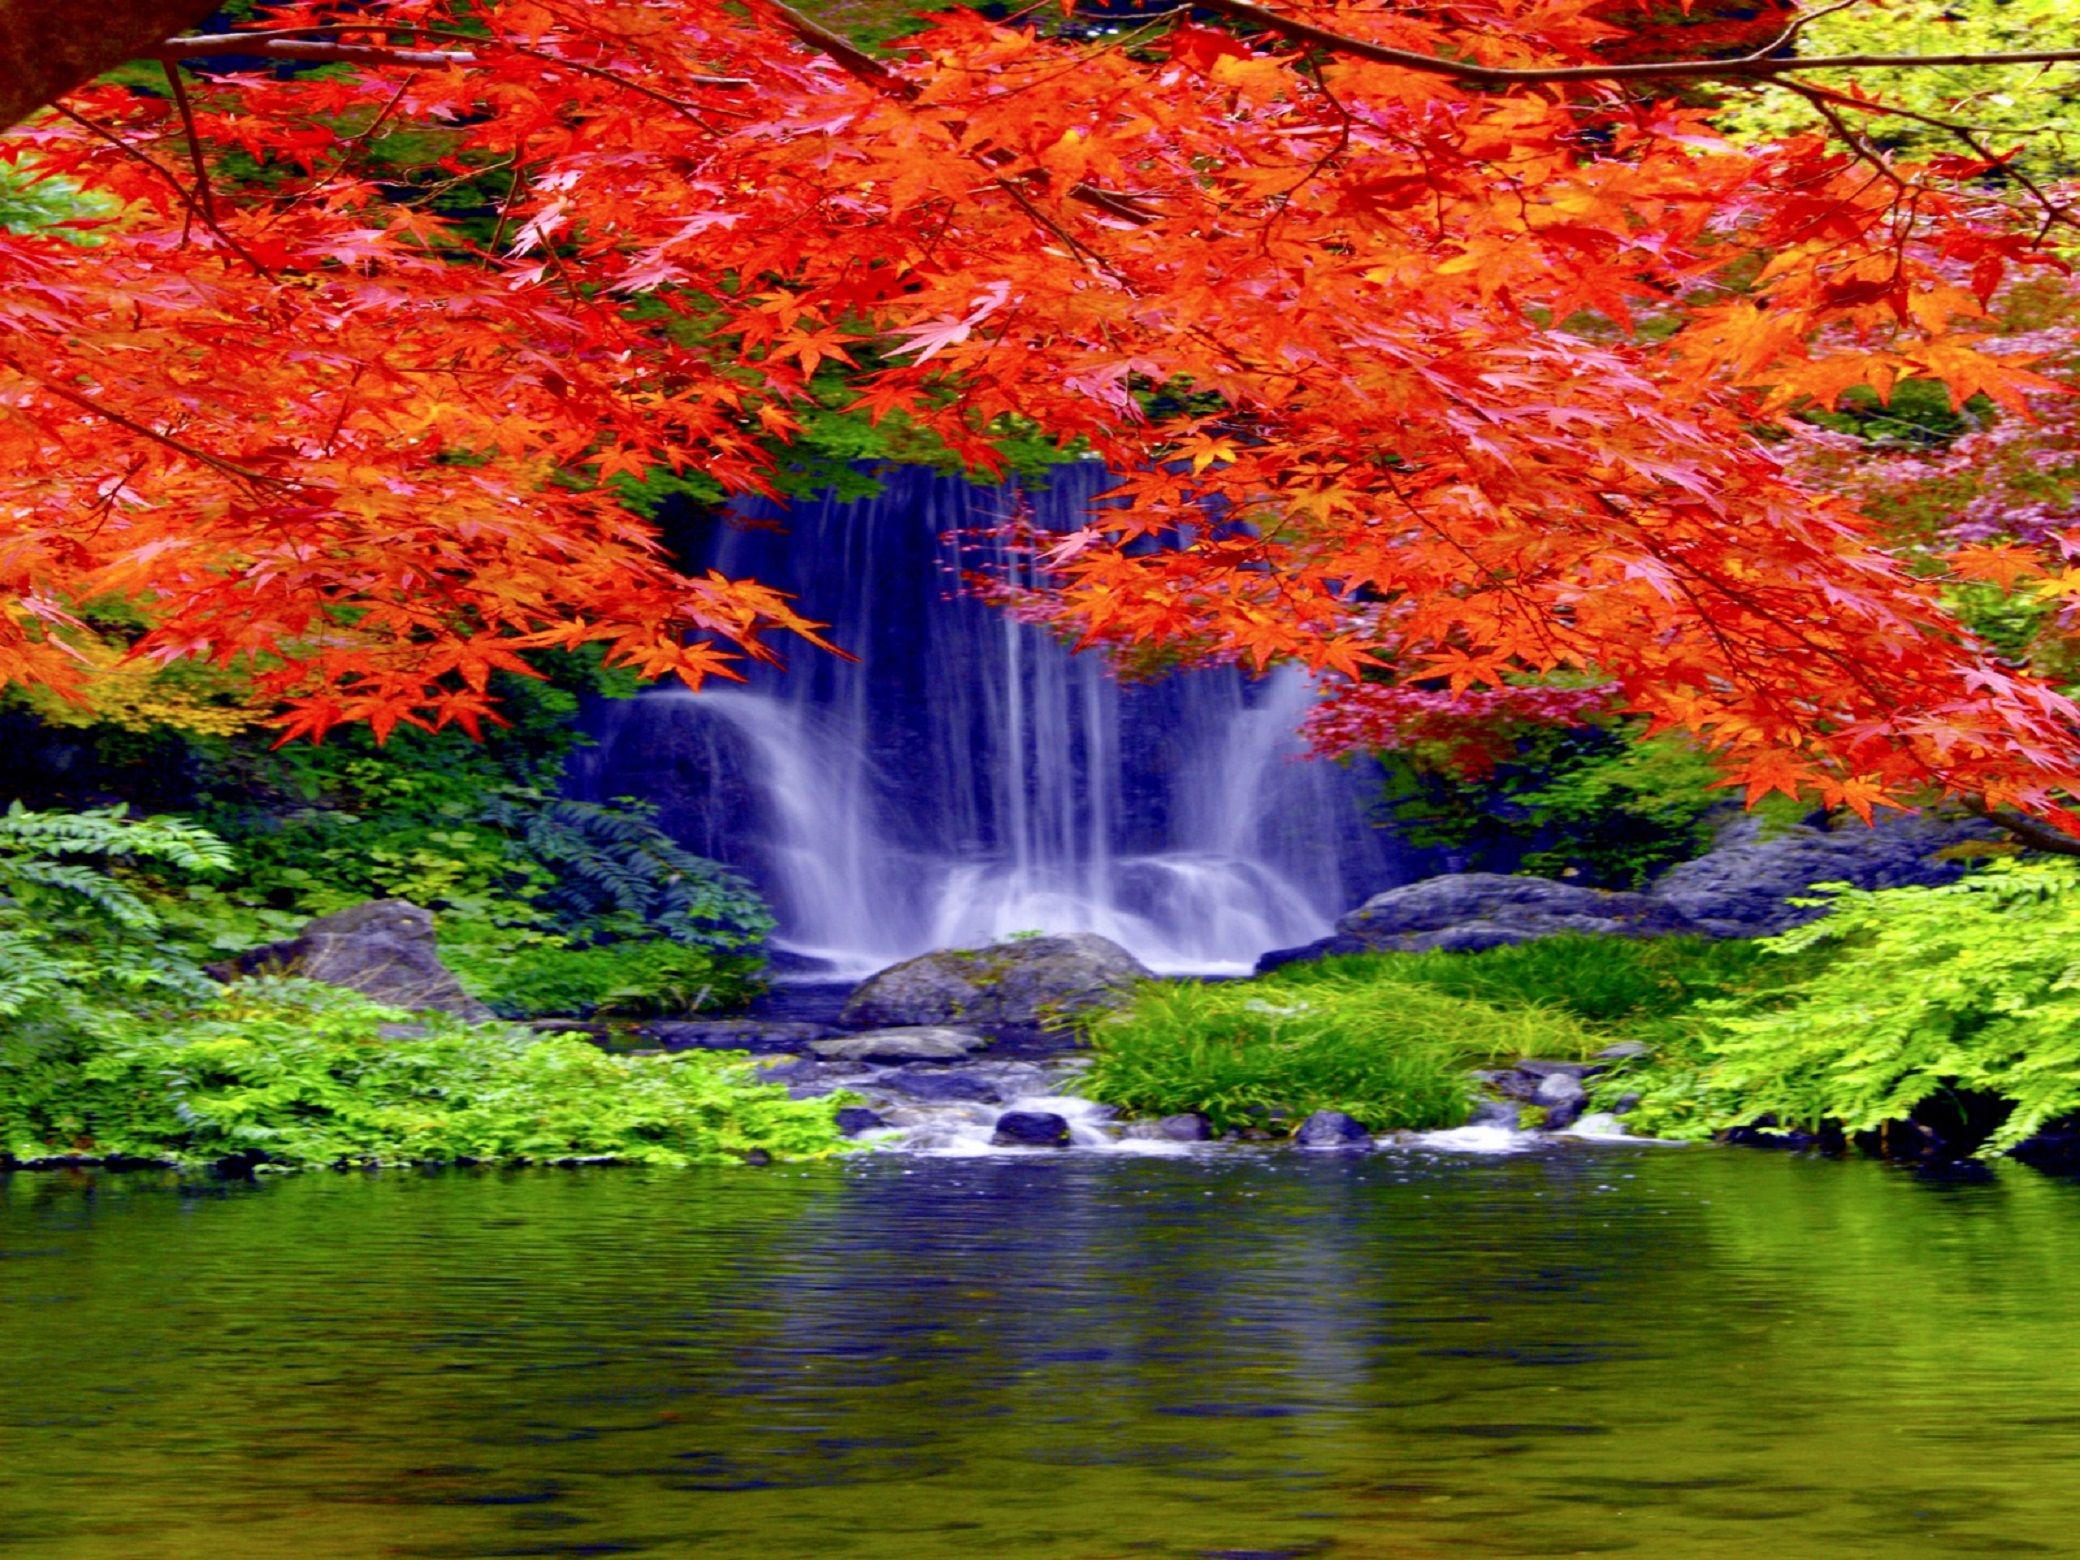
[
  {"x1": 446, "y1": 937, "x2": 762, "y2": 1019},
  {"x1": 1619, "y1": 860, "x2": 2080, "y2": 1157},
  {"x1": 0, "y1": 804, "x2": 231, "y2": 1043},
  {"x1": 0, "y1": 978, "x2": 846, "y2": 1169},
  {"x1": 1079, "y1": 973, "x2": 1603, "y2": 1135},
  {"x1": 1378, "y1": 722, "x2": 1748, "y2": 889}
]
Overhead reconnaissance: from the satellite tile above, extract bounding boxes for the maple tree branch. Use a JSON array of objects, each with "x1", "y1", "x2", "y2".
[
  {"x1": 149, "y1": 31, "x2": 753, "y2": 93},
  {"x1": 152, "y1": 36, "x2": 475, "y2": 68},
  {"x1": 159, "y1": 60, "x2": 216, "y2": 238},
  {"x1": 1185, "y1": 0, "x2": 2080, "y2": 87},
  {"x1": 1963, "y1": 796, "x2": 2080, "y2": 856},
  {"x1": 1784, "y1": 77, "x2": 2080, "y2": 239}
]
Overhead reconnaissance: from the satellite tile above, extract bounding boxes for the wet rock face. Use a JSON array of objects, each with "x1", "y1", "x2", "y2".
[
  {"x1": 834, "y1": 1107, "x2": 888, "y2": 1137},
  {"x1": 992, "y1": 1110, "x2": 1073, "y2": 1147},
  {"x1": 1650, "y1": 813, "x2": 1992, "y2": 937},
  {"x1": 841, "y1": 934, "x2": 1153, "y2": 1040},
  {"x1": 208, "y1": 899, "x2": 492, "y2": 1021},
  {"x1": 1257, "y1": 874, "x2": 1698, "y2": 971}
]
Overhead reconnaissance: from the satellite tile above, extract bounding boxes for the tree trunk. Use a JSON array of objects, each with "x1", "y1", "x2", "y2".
[{"x1": 0, "y1": 0, "x2": 218, "y2": 131}]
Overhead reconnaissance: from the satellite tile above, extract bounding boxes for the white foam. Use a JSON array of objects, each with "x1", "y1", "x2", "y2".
[{"x1": 1403, "y1": 1124, "x2": 1542, "y2": 1155}]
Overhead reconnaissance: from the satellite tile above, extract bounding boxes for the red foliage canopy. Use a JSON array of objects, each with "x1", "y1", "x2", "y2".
[{"x1": 2, "y1": 0, "x2": 2078, "y2": 824}]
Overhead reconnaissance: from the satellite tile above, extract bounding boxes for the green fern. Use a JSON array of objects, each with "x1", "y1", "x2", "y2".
[
  {"x1": 476, "y1": 791, "x2": 771, "y2": 949},
  {"x1": 1623, "y1": 860, "x2": 2080, "y2": 1157}
]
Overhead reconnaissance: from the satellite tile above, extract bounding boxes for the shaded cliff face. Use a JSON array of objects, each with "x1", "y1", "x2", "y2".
[{"x1": 570, "y1": 466, "x2": 1421, "y2": 975}]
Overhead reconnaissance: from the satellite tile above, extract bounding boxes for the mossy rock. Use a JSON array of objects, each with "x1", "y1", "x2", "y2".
[{"x1": 839, "y1": 934, "x2": 1152, "y2": 1038}]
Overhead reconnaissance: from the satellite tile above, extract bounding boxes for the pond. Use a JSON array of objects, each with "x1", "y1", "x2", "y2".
[{"x1": 4, "y1": 1145, "x2": 2079, "y2": 1558}]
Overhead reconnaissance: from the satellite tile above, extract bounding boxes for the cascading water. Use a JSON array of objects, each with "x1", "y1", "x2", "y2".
[{"x1": 569, "y1": 465, "x2": 1423, "y2": 976}]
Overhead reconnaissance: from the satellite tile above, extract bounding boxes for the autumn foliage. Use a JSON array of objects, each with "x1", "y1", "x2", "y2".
[{"x1": 2, "y1": 0, "x2": 2078, "y2": 824}]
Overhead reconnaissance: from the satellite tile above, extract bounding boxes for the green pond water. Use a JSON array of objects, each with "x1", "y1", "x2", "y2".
[{"x1": 4, "y1": 1144, "x2": 2080, "y2": 1559}]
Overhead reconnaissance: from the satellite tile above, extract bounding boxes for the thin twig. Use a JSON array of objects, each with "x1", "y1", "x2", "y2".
[
  {"x1": 45, "y1": 103, "x2": 270, "y2": 273},
  {"x1": 159, "y1": 60, "x2": 217, "y2": 236},
  {"x1": 4, "y1": 357, "x2": 295, "y2": 490}
]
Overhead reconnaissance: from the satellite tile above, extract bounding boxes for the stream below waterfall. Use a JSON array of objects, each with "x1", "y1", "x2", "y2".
[
  {"x1": 7, "y1": 1150, "x2": 2080, "y2": 1559},
  {"x1": 570, "y1": 466, "x2": 1425, "y2": 977}
]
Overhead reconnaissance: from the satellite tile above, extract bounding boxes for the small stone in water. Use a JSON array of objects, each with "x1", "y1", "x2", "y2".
[
  {"x1": 1470, "y1": 1098, "x2": 1521, "y2": 1130},
  {"x1": 1294, "y1": 1110, "x2": 1372, "y2": 1149},
  {"x1": 1126, "y1": 1113, "x2": 1212, "y2": 1142},
  {"x1": 834, "y1": 1107, "x2": 887, "y2": 1136},
  {"x1": 1534, "y1": 1071, "x2": 1588, "y2": 1130},
  {"x1": 992, "y1": 1110, "x2": 1072, "y2": 1147}
]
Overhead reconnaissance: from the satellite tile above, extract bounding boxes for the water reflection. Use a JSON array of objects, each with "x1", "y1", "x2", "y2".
[{"x1": 4, "y1": 1151, "x2": 2080, "y2": 1557}]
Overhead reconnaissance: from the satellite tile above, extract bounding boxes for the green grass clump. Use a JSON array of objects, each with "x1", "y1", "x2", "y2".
[
  {"x1": 0, "y1": 979, "x2": 846, "y2": 1170},
  {"x1": 1079, "y1": 976, "x2": 1603, "y2": 1136},
  {"x1": 1268, "y1": 935, "x2": 1798, "y2": 1027}
]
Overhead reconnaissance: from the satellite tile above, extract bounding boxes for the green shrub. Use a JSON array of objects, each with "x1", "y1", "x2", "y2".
[
  {"x1": 1621, "y1": 861, "x2": 2080, "y2": 1156},
  {"x1": 0, "y1": 979, "x2": 844, "y2": 1169},
  {"x1": 1378, "y1": 723, "x2": 1740, "y2": 889},
  {"x1": 447, "y1": 937, "x2": 762, "y2": 1018},
  {"x1": 1079, "y1": 976, "x2": 1602, "y2": 1135}
]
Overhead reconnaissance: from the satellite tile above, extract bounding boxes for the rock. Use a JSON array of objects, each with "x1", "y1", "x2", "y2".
[
  {"x1": 834, "y1": 1106, "x2": 888, "y2": 1137},
  {"x1": 1469, "y1": 1098, "x2": 1521, "y2": 1129},
  {"x1": 1594, "y1": 1040, "x2": 1651, "y2": 1062},
  {"x1": 808, "y1": 1027, "x2": 990, "y2": 1064},
  {"x1": 647, "y1": 1019, "x2": 837, "y2": 1054},
  {"x1": 1649, "y1": 812, "x2": 1994, "y2": 937},
  {"x1": 1534, "y1": 1071, "x2": 1587, "y2": 1130},
  {"x1": 207, "y1": 900, "x2": 492, "y2": 1020},
  {"x1": 1125, "y1": 1112, "x2": 1213, "y2": 1142},
  {"x1": 992, "y1": 1110, "x2": 1073, "y2": 1147},
  {"x1": 1516, "y1": 1058, "x2": 1598, "y2": 1080},
  {"x1": 755, "y1": 1058, "x2": 863, "y2": 1095},
  {"x1": 1256, "y1": 873, "x2": 1698, "y2": 970},
  {"x1": 1293, "y1": 1109, "x2": 1372, "y2": 1148},
  {"x1": 840, "y1": 934, "x2": 1152, "y2": 1038},
  {"x1": 875, "y1": 1067, "x2": 1004, "y2": 1104}
]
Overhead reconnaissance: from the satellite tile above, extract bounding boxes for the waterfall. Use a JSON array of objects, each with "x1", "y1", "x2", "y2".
[{"x1": 569, "y1": 465, "x2": 1419, "y2": 976}]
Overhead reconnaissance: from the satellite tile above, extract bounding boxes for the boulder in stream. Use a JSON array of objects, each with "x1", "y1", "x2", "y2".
[
  {"x1": 1125, "y1": 1113, "x2": 1213, "y2": 1143},
  {"x1": 808, "y1": 1027, "x2": 989, "y2": 1064},
  {"x1": 1293, "y1": 1110, "x2": 1373, "y2": 1149},
  {"x1": 841, "y1": 933, "x2": 1153, "y2": 1038},
  {"x1": 992, "y1": 1110, "x2": 1074, "y2": 1147}
]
